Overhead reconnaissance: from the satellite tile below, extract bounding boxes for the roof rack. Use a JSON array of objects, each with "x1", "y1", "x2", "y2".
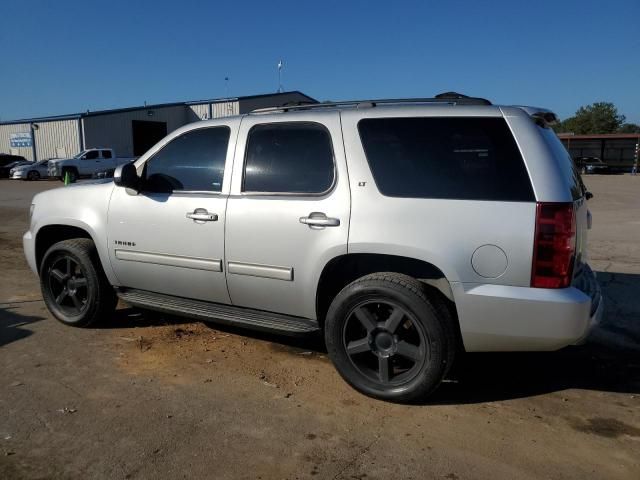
[{"x1": 250, "y1": 92, "x2": 492, "y2": 113}]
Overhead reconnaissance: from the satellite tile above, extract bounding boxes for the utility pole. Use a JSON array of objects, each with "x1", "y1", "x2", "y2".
[
  {"x1": 277, "y1": 59, "x2": 283, "y2": 93},
  {"x1": 225, "y1": 77, "x2": 229, "y2": 98}
]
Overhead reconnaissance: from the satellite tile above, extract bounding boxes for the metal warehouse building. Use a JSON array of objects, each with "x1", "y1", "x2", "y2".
[
  {"x1": 0, "y1": 91, "x2": 315, "y2": 161},
  {"x1": 558, "y1": 133, "x2": 640, "y2": 171}
]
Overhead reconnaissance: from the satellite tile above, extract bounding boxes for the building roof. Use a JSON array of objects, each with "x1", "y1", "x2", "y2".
[{"x1": 0, "y1": 91, "x2": 317, "y2": 126}]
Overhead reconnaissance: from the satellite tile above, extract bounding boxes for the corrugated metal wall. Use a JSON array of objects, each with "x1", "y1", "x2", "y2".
[
  {"x1": 0, "y1": 123, "x2": 35, "y2": 161},
  {"x1": 83, "y1": 105, "x2": 189, "y2": 157},
  {"x1": 212, "y1": 101, "x2": 239, "y2": 118},
  {"x1": 188, "y1": 101, "x2": 239, "y2": 121},
  {"x1": 188, "y1": 104, "x2": 210, "y2": 120},
  {"x1": 34, "y1": 119, "x2": 80, "y2": 159}
]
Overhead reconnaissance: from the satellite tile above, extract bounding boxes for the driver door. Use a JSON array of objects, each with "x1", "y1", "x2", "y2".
[
  {"x1": 107, "y1": 120, "x2": 238, "y2": 303},
  {"x1": 78, "y1": 150, "x2": 100, "y2": 175}
]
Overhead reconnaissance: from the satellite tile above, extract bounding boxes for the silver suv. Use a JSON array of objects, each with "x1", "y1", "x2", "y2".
[{"x1": 23, "y1": 93, "x2": 602, "y2": 402}]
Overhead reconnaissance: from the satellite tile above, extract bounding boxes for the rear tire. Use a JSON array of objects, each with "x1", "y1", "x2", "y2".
[
  {"x1": 27, "y1": 171, "x2": 40, "y2": 181},
  {"x1": 40, "y1": 239, "x2": 117, "y2": 327},
  {"x1": 325, "y1": 272, "x2": 456, "y2": 403}
]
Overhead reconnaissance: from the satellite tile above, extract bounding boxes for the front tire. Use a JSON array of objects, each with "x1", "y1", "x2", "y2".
[
  {"x1": 27, "y1": 171, "x2": 40, "y2": 181},
  {"x1": 40, "y1": 239, "x2": 117, "y2": 327},
  {"x1": 325, "y1": 273, "x2": 456, "y2": 403}
]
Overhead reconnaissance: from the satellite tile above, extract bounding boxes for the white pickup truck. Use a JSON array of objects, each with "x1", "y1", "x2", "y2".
[{"x1": 47, "y1": 148, "x2": 134, "y2": 182}]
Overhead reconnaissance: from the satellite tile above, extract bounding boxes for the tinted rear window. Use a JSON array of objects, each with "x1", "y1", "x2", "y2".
[
  {"x1": 358, "y1": 117, "x2": 535, "y2": 201},
  {"x1": 243, "y1": 123, "x2": 334, "y2": 194}
]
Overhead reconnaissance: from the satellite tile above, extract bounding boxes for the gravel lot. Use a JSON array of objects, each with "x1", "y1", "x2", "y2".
[{"x1": 1, "y1": 176, "x2": 639, "y2": 479}]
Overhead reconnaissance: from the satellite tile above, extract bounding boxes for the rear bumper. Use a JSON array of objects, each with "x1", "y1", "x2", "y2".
[{"x1": 453, "y1": 266, "x2": 602, "y2": 352}]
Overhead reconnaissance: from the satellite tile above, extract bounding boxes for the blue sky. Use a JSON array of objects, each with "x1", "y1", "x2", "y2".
[{"x1": 1, "y1": 0, "x2": 638, "y2": 123}]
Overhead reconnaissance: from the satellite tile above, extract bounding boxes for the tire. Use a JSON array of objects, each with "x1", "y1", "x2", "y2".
[
  {"x1": 40, "y1": 239, "x2": 117, "y2": 327},
  {"x1": 27, "y1": 170, "x2": 40, "y2": 181},
  {"x1": 325, "y1": 272, "x2": 456, "y2": 403}
]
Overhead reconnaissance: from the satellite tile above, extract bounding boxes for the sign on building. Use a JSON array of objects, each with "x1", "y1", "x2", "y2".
[{"x1": 10, "y1": 132, "x2": 32, "y2": 148}]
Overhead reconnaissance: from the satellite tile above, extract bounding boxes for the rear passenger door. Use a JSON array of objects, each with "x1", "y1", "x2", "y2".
[{"x1": 225, "y1": 112, "x2": 350, "y2": 319}]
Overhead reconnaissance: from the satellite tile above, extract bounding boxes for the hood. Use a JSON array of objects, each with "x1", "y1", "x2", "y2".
[
  {"x1": 32, "y1": 179, "x2": 114, "y2": 206},
  {"x1": 48, "y1": 158, "x2": 72, "y2": 165}
]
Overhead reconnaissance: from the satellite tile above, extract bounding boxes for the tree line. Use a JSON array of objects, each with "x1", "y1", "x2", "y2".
[{"x1": 552, "y1": 102, "x2": 640, "y2": 134}]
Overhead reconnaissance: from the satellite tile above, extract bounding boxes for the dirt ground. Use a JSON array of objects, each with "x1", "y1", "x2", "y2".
[{"x1": 0, "y1": 176, "x2": 639, "y2": 480}]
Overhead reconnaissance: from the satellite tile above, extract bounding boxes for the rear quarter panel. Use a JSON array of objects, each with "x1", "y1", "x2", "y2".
[{"x1": 340, "y1": 106, "x2": 537, "y2": 287}]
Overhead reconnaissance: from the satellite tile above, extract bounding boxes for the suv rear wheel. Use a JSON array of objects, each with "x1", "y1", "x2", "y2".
[
  {"x1": 325, "y1": 273, "x2": 455, "y2": 403},
  {"x1": 40, "y1": 239, "x2": 117, "y2": 327}
]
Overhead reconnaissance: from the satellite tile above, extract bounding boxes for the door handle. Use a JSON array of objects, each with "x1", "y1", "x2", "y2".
[
  {"x1": 299, "y1": 212, "x2": 340, "y2": 229},
  {"x1": 186, "y1": 208, "x2": 218, "y2": 222}
]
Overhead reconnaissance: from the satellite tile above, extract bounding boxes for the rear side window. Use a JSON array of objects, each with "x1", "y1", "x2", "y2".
[
  {"x1": 101, "y1": 150, "x2": 112, "y2": 159},
  {"x1": 144, "y1": 126, "x2": 230, "y2": 193},
  {"x1": 243, "y1": 123, "x2": 334, "y2": 194},
  {"x1": 358, "y1": 117, "x2": 535, "y2": 201}
]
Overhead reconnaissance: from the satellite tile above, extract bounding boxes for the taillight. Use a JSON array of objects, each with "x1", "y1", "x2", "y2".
[{"x1": 531, "y1": 202, "x2": 576, "y2": 288}]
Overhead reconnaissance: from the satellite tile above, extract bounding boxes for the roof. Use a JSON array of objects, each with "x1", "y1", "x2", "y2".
[
  {"x1": 0, "y1": 91, "x2": 317, "y2": 126},
  {"x1": 557, "y1": 133, "x2": 640, "y2": 140}
]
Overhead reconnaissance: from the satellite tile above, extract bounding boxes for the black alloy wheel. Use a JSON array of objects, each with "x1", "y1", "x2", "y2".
[
  {"x1": 325, "y1": 272, "x2": 456, "y2": 403},
  {"x1": 47, "y1": 255, "x2": 89, "y2": 316},
  {"x1": 40, "y1": 239, "x2": 117, "y2": 327},
  {"x1": 343, "y1": 300, "x2": 427, "y2": 385}
]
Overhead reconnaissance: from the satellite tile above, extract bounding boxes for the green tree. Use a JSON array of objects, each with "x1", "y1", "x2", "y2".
[
  {"x1": 617, "y1": 123, "x2": 640, "y2": 134},
  {"x1": 554, "y1": 102, "x2": 626, "y2": 134}
]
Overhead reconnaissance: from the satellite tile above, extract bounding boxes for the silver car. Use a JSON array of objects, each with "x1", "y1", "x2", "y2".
[
  {"x1": 23, "y1": 93, "x2": 602, "y2": 402},
  {"x1": 11, "y1": 159, "x2": 50, "y2": 180}
]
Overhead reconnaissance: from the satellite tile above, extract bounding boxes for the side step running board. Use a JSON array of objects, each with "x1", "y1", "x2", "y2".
[{"x1": 117, "y1": 288, "x2": 320, "y2": 336}]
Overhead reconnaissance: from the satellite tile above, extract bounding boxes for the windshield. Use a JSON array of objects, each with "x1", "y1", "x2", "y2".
[{"x1": 73, "y1": 150, "x2": 90, "y2": 159}]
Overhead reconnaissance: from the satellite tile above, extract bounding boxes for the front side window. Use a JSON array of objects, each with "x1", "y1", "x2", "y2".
[
  {"x1": 143, "y1": 127, "x2": 230, "y2": 193},
  {"x1": 243, "y1": 123, "x2": 334, "y2": 194},
  {"x1": 358, "y1": 117, "x2": 535, "y2": 201},
  {"x1": 84, "y1": 150, "x2": 99, "y2": 160}
]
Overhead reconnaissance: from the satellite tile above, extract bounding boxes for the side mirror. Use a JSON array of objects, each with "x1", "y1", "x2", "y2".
[
  {"x1": 114, "y1": 163, "x2": 139, "y2": 190},
  {"x1": 585, "y1": 191, "x2": 594, "y2": 200}
]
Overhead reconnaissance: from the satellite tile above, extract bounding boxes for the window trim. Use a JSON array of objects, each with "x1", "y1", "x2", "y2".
[
  {"x1": 357, "y1": 116, "x2": 535, "y2": 203},
  {"x1": 240, "y1": 121, "x2": 337, "y2": 197},
  {"x1": 139, "y1": 125, "x2": 231, "y2": 195}
]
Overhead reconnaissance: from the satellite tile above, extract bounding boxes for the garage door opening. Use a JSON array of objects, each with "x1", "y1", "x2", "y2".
[{"x1": 132, "y1": 120, "x2": 167, "y2": 156}]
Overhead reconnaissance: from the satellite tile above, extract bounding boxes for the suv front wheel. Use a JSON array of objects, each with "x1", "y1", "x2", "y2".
[
  {"x1": 325, "y1": 273, "x2": 456, "y2": 403},
  {"x1": 40, "y1": 239, "x2": 117, "y2": 327}
]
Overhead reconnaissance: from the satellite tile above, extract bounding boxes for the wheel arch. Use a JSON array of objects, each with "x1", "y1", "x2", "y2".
[
  {"x1": 34, "y1": 222, "x2": 117, "y2": 285},
  {"x1": 315, "y1": 253, "x2": 460, "y2": 336}
]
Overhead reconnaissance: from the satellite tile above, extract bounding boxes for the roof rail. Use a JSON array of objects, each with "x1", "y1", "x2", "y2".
[{"x1": 250, "y1": 92, "x2": 492, "y2": 113}]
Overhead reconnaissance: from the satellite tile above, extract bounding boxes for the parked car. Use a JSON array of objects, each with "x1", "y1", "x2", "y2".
[
  {"x1": 48, "y1": 148, "x2": 135, "y2": 182},
  {"x1": 0, "y1": 153, "x2": 27, "y2": 167},
  {"x1": 23, "y1": 93, "x2": 602, "y2": 402},
  {"x1": 575, "y1": 156, "x2": 609, "y2": 175},
  {"x1": 10, "y1": 159, "x2": 50, "y2": 180},
  {"x1": 91, "y1": 159, "x2": 136, "y2": 180},
  {"x1": 0, "y1": 159, "x2": 32, "y2": 178}
]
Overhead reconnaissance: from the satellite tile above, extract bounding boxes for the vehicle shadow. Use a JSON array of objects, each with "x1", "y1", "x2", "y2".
[
  {"x1": 429, "y1": 270, "x2": 640, "y2": 404},
  {"x1": 101, "y1": 306, "x2": 326, "y2": 353},
  {"x1": 0, "y1": 306, "x2": 46, "y2": 348},
  {"x1": 102, "y1": 270, "x2": 640, "y2": 404}
]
